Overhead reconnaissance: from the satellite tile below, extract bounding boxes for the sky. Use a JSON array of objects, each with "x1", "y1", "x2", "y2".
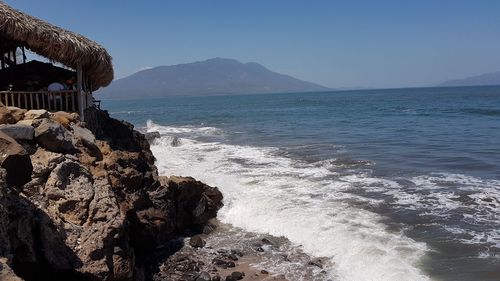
[{"x1": 5, "y1": 0, "x2": 500, "y2": 89}]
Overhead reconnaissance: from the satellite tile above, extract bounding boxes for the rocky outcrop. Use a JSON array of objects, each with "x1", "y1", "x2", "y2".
[
  {"x1": 0, "y1": 107, "x2": 223, "y2": 281},
  {"x1": 166, "y1": 176, "x2": 224, "y2": 231}
]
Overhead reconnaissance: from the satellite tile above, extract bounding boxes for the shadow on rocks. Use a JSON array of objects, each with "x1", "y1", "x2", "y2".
[{"x1": 4, "y1": 189, "x2": 86, "y2": 281}]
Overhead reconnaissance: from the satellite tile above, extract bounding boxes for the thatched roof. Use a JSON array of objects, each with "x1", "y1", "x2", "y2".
[{"x1": 0, "y1": 2, "x2": 113, "y2": 90}]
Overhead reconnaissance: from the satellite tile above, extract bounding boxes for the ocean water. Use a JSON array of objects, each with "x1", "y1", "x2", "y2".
[{"x1": 103, "y1": 86, "x2": 500, "y2": 281}]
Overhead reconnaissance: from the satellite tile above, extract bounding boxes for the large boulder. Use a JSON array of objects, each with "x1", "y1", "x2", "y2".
[
  {"x1": 49, "y1": 111, "x2": 79, "y2": 128},
  {"x1": 24, "y1": 109, "x2": 49, "y2": 120},
  {"x1": 164, "y1": 176, "x2": 223, "y2": 230},
  {"x1": 0, "y1": 131, "x2": 32, "y2": 186},
  {"x1": 34, "y1": 119, "x2": 75, "y2": 153},
  {"x1": 0, "y1": 124, "x2": 34, "y2": 141},
  {"x1": 50, "y1": 111, "x2": 79, "y2": 127},
  {"x1": 7, "y1": 107, "x2": 26, "y2": 123}
]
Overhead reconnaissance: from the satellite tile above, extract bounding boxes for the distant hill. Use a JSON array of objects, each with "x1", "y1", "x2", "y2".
[
  {"x1": 439, "y1": 71, "x2": 500, "y2": 87},
  {"x1": 98, "y1": 58, "x2": 331, "y2": 99}
]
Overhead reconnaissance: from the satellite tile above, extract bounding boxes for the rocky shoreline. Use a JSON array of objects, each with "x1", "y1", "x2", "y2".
[
  {"x1": 0, "y1": 106, "x2": 227, "y2": 281},
  {"x1": 0, "y1": 106, "x2": 310, "y2": 281}
]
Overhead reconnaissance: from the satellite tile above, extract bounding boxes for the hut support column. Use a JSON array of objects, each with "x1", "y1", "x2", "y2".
[{"x1": 77, "y1": 64, "x2": 85, "y2": 121}]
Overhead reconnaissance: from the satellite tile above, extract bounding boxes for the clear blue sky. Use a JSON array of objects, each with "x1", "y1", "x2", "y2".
[{"x1": 5, "y1": 0, "x2": 500, "y2": 88}]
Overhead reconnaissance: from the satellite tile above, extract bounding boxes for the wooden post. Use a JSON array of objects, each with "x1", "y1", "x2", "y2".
[
  {"x1": 21, "y1": 47, "x2": 26, "y2": 64},
  {"x1": 77, "y1": 64, "x2": 84, "y2": 121}
]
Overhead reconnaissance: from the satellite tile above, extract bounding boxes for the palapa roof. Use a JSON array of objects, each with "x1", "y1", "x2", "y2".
[{"x1": 0, "y1": 2, "x2": 113, "y2": 90}]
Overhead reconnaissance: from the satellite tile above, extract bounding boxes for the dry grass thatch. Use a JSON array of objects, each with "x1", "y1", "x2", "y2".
[{"x1": 0, "y1": 2, "x2": 113, "y2": 90}]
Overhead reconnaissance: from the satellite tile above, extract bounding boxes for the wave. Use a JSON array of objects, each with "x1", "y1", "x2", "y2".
[
  {"x1": 461, "y1": 108, "x2": 500, "y2": 117},
  {"x1": 146, "y1": 121, "x2": 430, "y2": 281}
]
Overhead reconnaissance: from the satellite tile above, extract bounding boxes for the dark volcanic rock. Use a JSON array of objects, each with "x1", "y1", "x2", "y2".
[
  {"x1": 190, "y1": 235, "x2": 206, "y2": 248},
  {"x1": 196, "y1": 271, "x2": 211, "y2": 281},
  {"x1": 166, "y1": 176, "x2": 224, "y2": 230},
  {"x1": 34, "y1": 118, "x2": 75, "y2": 153},
  {"x1": 0, "y1": 131, "x2": 32, "y2": 186},
  {"x1": 230, "y1": 271, "x2": 244, "y2": 280},
  {"x1": 144, "y1": 131, "x2": 160, "y2": 143}
]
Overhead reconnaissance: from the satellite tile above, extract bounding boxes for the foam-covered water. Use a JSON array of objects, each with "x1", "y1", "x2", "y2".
[
  {"x1": 148, "y1": 122, "x2": 430, "y2": 280},
  {"x1": 104, "y1": 86, "x2": 500, "y2": 280}
]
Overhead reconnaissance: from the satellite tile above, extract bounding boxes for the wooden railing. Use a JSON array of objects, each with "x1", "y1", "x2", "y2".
[{"x1": 0, "y1": 90, "x2": 78, "y2": 112}]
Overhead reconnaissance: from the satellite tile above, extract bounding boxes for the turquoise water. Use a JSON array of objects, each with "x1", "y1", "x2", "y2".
[{"x1": 103, "y1": 86, "x2": 500, "y2": 281}]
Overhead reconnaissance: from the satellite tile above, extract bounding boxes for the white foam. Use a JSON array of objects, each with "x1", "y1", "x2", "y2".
[
  {"x1": 342, "y1": 171, "x2": 500, "y2": 250},
  {"x1": 147, "y1": 121, "x2": 430, "y2": 281}
]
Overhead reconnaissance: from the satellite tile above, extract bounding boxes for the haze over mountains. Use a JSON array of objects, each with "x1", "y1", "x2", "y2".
[
  {"x1": 439, "y1": 71, "x2": 500, "y2": 87},
  {"x1": 99, "y1": 58, "x2": 331, "y2": 99}
]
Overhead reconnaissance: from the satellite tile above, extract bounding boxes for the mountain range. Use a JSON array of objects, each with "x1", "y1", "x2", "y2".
[
  {"x1": 439, "y1": 71, "x2": 500, "y2": 87},
  {"x1": 98, "y1": 58, "x2": 331, "y2": 99}
]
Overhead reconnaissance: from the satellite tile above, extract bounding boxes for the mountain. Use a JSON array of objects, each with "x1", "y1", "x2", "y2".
[
  {"x1": 439, "y1": 71, "x2": 500, "y2": 87},
  {"x1": 98, "y1": 58, "x2": 331, "y2": 98}
]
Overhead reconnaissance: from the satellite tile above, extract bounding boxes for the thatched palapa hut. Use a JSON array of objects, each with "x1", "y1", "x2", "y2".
[{"x1": 0, "y1": 1, "x2": 113, "y2": 120}]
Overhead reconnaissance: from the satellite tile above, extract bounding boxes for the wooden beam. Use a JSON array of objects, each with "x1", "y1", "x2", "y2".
[
  {"x1": 77, "y1": 64, "x2": 84, "y2": 120},
  {"x1": 21, "y1": 47, "x2": 26, "y2": 64}
]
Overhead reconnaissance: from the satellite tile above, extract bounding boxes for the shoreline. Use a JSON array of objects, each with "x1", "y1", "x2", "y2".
[{"x1": 151, "y1": 220, "x2": 330, "y2": 281}]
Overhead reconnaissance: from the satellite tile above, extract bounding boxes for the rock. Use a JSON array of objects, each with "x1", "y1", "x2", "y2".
[
  {"x1": 260, "y1": 270, "x2": 269, "y2": 274},
  {"x1": 0, "y1": 107, "x2": 15, "y2": 124},
  {"x1": 30, "y1": 148, "x2": 66, "y2": 178},
  {"x1": 145, "y1": 131, "x2": 160, "y2": 143},
  {"x1": 71, "y1": 124, "x2": 101, "y2": 159},
  {"x1": 189, "y1": 235, "x2": 206, "y2": 248},
  {"x1": 226, "y1": 261, "x2": 235, "y2": 268},
  {"x1": 0, "y1": 108, "x2": 225, "y2": 281},
  {"x1": 230, "y1": 272, "x2": 244, "y2": 280},
  {"x1": 308, "y1": 258, "x2": 323, "y2": 268},
  {"x1": 34, "y1": 118, "x2": 75, "y2": 153},
  {"x1": 50, "y1": 113, "x2": 70, "y2": 128},
  {"x1": 0, "y1": 124, "x2": 34, "y2": 140},
  {"x1": 7, "y1": 107, "x2": 26, "y2": 123},
  {"x1": 71, "y1": 124, "x2": 96, "y2": 145},
  {"x1": 211, "y1": 274, "x2": 221, "y2": 281},
  {"x1": 171, "y1": 135, "x2": 181, "y2": 146},
  {"x1": 203, "y1": 223, "x2": 216, "y2": 234},
  {"x1": 261, "y1": 237, "x2": 276, "y2": 246},
  {"x1": 196, "y1": 271, "x2": 211, "y2": 281},
  {"x1": 230, "y1": 249, "x2": 244, "y2": 257},
  {"x1": 167, "y1": 176, "x2": 223, "y2": 230},
  {"x1": 212, "y1": 258, "x2": 228, "y2": 268},
  {"x1": 16, "y1": 119, "x2": 36, "y2": 127},
  {"x1": 50, "y1": 111, "x2": 79, "y2": 128},
  {"x1": 0, "y1": 131, "x2": 32, "y2": 186},
  {"x1": 24, "y1": 109, "x2": 49, "y2": 120},
  {"x1": 0, "y1": 258, "x2": 23, "y2": 281}
]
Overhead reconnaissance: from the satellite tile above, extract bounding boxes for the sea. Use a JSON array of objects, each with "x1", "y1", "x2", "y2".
[{"x1": 103, "y1": 85, "x2": 500, "y2": 281}]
